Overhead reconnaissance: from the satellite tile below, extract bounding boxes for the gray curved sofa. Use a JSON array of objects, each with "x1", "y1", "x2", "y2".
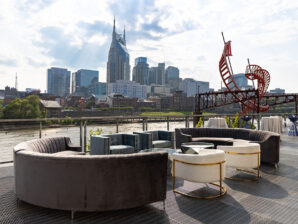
[
  {"x1": 14, "y1": 137, "x2": 168, "y2": 217},
  {"x1": 175, "y1": 128, "x2": 280, "y2": 165}
]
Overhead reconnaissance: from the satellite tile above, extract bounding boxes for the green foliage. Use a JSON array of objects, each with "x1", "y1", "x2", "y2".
[
  {"x1": 111, "y1": 106, "x2": 134, "y2": 110},
  {"x1": 230, "y1": 112, "x2": 241, "y2": 128},
  {"x1": 87, "y1": 128, "x2": 103, "y2": 151},
  {"x1": 0, "y1": 100, "x2": 3, "y2": 118},
  {"x1": 228, "y1": 113, "x2": 256, "y2": 129},
  {"x1": 139, "y1": 107, "x2": 156, "y2": 111},
  {"x1": 195, "y1": 117, "x2": 204, "y2": 128},
  {"x1": 61, "y1": 116, "x2": 73, "y2": 124},
  {"x1": 3, "y1": 95, "x2": 41, "y2": 119},
  {"x1": 225, "y1": 116, "x2": 230, "y2": 127},
  {"x1": 85, "y1": 99, "x2": 95, "y2": 109},
  {"x1": 64, "y1": 107, "x2": 78, "y2": 111}
]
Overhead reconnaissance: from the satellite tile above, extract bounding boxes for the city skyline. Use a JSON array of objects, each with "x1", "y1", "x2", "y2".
[{"x1": 0, "y1": 0, "x2": 298, "y2": 92}]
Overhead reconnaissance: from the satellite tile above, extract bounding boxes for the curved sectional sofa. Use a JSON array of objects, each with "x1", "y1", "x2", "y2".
[
  {"x1": 13, "y1": 137, "x2": 168, "y2": 217},
  {"x1": 175, "y1": 128, "x2": 280, "y2": 165}
]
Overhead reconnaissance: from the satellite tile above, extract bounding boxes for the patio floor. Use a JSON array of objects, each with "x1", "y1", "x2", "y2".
[{"x1": 0, "y1": 133, "x2": 297, "y2": 223}]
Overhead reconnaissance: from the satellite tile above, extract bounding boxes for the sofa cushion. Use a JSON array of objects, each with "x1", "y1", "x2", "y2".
[
  {"x1": 110, "y1": 145, "x2": 135, "y2": 154},
  {"x1": 184, "y1": 148, "x2": 199, "y2": 154},
  {"x1": 53, "y1": 150, "x2": 85, "y2": 156},
  {"x1": 104, "y1": 134, "x2": 123, "y2": 145},
  {"x1": 146, "y1": 131, "x2": 159, "y2": 141},
  {"x1": 153, "y1": 140, "x2": 172, "y2": 148},
  {"x1": 191, "y1": 137, "x2": 234, "y2": 142}
]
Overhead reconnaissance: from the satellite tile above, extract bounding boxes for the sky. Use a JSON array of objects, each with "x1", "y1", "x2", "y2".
[{"x1": 0, "y1": 0, "x2": 298, "y2": 93}]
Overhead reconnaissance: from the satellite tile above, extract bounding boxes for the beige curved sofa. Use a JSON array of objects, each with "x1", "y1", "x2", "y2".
[{"x1": 14, "y1": 137, "x2": 168, "y2": 217}]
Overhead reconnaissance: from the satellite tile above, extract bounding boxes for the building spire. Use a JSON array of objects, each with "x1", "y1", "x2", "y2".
[
  {"x1": 112, "y1": 16, "x2": 116, "y2": 40},
  {"x1": 123, "y1": 26, "x2": 126, "y2": 45},
  {"x1": 15, "y1": 72, "x2": 18, "y2": 90}
]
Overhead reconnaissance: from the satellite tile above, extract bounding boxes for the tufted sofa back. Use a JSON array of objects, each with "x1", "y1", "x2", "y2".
[
  {"x1": 178, "y1": 128, "x2": 264, "y2": 140},
  {"x1": 15, "y1": 137, "x2": 69, "y2": 153}
]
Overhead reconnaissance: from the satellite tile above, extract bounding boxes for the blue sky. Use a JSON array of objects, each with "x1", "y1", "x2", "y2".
[{"x1": 0, "y1": 0, "x2": 297, "y2": 93}]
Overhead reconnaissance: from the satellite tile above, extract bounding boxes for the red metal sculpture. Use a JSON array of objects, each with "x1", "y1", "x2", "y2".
[{"x1": 219, "y1": 35, "x2": 270, "y2": 114}]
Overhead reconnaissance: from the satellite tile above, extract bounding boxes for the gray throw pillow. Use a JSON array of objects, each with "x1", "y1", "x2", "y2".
[{"x1": 184, "y1": 148, "x2": 199, "y2": 154}]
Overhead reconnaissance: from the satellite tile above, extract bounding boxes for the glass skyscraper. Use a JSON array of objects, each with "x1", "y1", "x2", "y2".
[
  {"x1": 106, "y1": 18, "x2": 130, "y2": 83},
  {"x1": 132, "y1": 57, "x2": 149, "y2": 85},
  {"x1": 47, "y1": 67, "x2": 70, "y2": 97},
  {"x1": 165, "y1": 66, "x2": 179, "y2": 83},
  {"x1": 72, "y1": 69, "x2": 98, "y2": 93}
]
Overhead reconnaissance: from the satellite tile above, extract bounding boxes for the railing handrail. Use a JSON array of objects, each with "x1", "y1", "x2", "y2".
[{"x1": 0, "y1": 112, "x2": 297, "y2": 123}]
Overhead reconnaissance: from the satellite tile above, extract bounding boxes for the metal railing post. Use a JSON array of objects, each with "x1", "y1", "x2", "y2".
[
  {"x1": 39, "y1": 121, "x2": 42, "y2": 138},
  {"x1": 185, "y1": 116, "x2": 189, "y2": 128},
  {"x1": 116, "y1": 119, "x2": 119, "y2": 133},
  {"x1": 142, "y1": 118, "x2": 145, "y2": 131},
  {"x1": 83, "y1": 120, "x2": 87, "y2": 152},
  {"x1": 167, "y1": 116, "x2": 169, "y2": 131},
  {"x1": 145, "y1": 118, "x2": 148, "y2": 131},
  {"x1": 80, "y1": 120, "x2": 83, "y2": 149}
]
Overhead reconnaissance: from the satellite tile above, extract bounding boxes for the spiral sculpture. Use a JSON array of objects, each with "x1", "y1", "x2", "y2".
[{"x1": 219, "y1": 40, "x2": 270, "y2": 114}]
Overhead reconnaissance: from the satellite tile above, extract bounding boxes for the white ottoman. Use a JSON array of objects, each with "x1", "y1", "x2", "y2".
[
  {"x1": 172, "y1": 149, "x2": 226, "y2": 199},
  {"x1": 217, "y1": 143, "x2": 261, "y2": 181}
]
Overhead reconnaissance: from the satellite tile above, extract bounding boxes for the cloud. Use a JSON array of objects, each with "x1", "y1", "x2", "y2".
[
  {"x1": 0, "y1": 58, "x2": 17, "y2": 67},
  {"x1": 17, "y1": 0, "x2": 56, "y2": 13},
  {"x1": 197, "y1": 56, "x2": 206, "y2": 61},
  {"x1": 142, "y1": 19, "x2": 167, "y2": 33},
  {"x1": 36, "y1": 26, "x2": 109, "y2": 69},
  {"x1": 108, "y1": 0, "x2": 156, "y2": 28},
  {"x1": 78, "y1": 20, "x2": 112, "y2": 37},
  {"x1": 26, "y1": 57, "x2": 46, "y2": 67}
]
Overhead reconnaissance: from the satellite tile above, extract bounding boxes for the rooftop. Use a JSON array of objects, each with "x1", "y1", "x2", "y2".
[{"x1": 0, "y1": 133, "x2": 297, "y2": 223}]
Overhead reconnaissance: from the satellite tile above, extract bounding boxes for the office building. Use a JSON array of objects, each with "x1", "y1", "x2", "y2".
[
  {"x1": 132, "y1": 57, "x2": 149, "y2": 85},
  {"x1": 89, "y1": 82, "x2": 107, "y2": 97},
  {"x1": 72, "y1": 69, "x2": 98, "y2": 93},
  {"x1": 229, "y1": 73, "x2": 253, "y2": 90},
  {"x1": 179, "y1": 78, "x2": 209, "y2": 97},
  {"x1": 149, "y1": 63, "x2": 165, "y2": 85},
  {"x1": 269, "y1": 88, "x2": 285, "y2": 94},
  {"x1": 107, "y1": 18, "x2": 130, "y2": 83},
  {"x1": 47, "y1": 67, "x2": 70, "y2": 97},
  {"x1": 107, "y1": 80, "x2": 147, "y2": 99},
  {"x1": 165, "y1": 66, "x2": 179, "y2": 83}
]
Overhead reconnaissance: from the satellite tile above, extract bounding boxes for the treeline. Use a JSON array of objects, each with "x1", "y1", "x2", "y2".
[{"x1": 0, "y1": 95, "x2": 43, "y2": 119}]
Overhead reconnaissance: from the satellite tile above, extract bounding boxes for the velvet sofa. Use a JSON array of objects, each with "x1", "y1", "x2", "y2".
[
  {"x1": 13, "y1": 137, "x2": 168, "y2": 218},
  {"x1": 175, "y1": 128, "x2": 280, "y2": 165}
]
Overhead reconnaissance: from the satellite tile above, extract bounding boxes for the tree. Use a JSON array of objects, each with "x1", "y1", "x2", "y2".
[
  {"x1": 3, "y1": 95, "x2": 41, "y2": 119},
  {"x1": 26, "y1": 95, "x2": 41, "y2": 118},
  {"x1": 0, "y1": 100, "x2": 3, "y2": 118},
  {"x1": 3, "y1": 98, "x2": 22, "y2": 119}
]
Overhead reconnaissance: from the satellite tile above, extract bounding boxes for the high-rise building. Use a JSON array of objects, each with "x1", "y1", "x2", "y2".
[
  {"x1": 269, "y1": 88, "x2": 285, "y2": 94},
  {"x1": 132, "y1": 57, "x2": 149, "y2": 85},
  {"x1": 148, "y1": 63, "x2": 165, "y2": 85},
  {"x1": 165, "y1": 66, "x2": 179, "y2": 83},
  {"x1": 106, "y1": 18, "x2": 130, "y2": 83},
  {"x1": 107, "y1": 80, "x2": 147, "y2": 99},
  {"x1": 158, "y1": 63, "x2": 165, "y2": 85},
  {"x1": 72, "y1": 69, "x2": 99, "y2": 93},
  {"x1": 179, "y1": 78, "x2": 209, "y2": 97},
  {"x1": 89, "y1": 82, "x2": 107, "y2": 97},
  {"x1": 229, "y1": 73, "x2": 252, "y2": 90},
  {"x1": 47, "y1": 67, "x2": 70, "y2": 97}
]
